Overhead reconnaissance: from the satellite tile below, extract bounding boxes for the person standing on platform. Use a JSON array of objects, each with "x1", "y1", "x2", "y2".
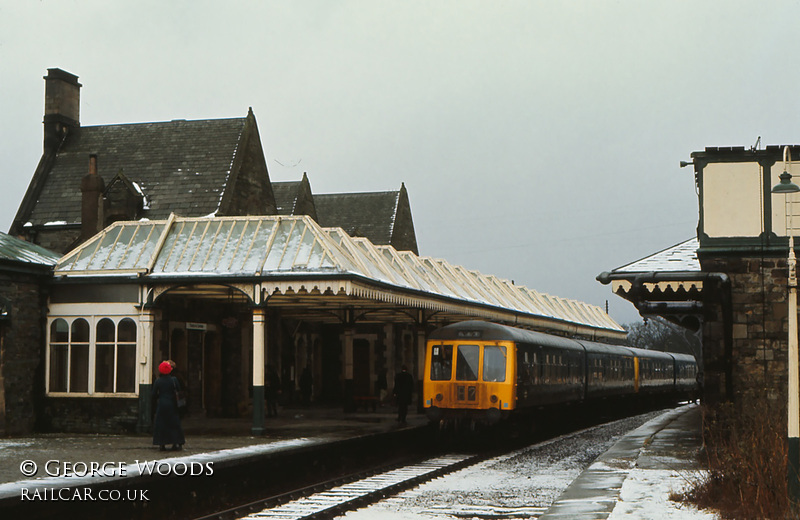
[
  {"x1": 393, "y1": 365, "x2": 414, "y2": 424},
  {"x1": 152, "y1": 360, "x2": 185, "y2": 451}
]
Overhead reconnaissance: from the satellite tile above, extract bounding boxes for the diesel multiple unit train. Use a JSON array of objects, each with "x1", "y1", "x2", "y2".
[{"x1": 423, "y1": 321, "x2": 698, "y2": 425}]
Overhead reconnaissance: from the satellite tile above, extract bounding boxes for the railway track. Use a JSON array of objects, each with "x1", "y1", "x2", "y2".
[
  {"x1": 190, "y1": 406, "x2": 676, "y2": 520},
  {"x1": 196, "y1": 453, "x2": 481, "y2": 520}
]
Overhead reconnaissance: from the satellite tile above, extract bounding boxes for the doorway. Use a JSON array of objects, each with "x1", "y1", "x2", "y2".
[{"x1": 169, "y1": 324, "x2": 223, "y2": 416}]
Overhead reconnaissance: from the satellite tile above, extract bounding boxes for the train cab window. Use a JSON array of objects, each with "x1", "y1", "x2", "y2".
[
  {"x1": 430, "y1": 344, "x2": 454, "y2": 381},
  {"x1": 482, "y1": 345, "x2": 507, "y2": 382},
  {"x1": 455, "y1": 344, "x2": 480, "y2": 381}
]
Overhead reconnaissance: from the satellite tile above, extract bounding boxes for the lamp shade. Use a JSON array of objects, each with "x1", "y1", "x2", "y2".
[{"x1": 773, "y1": 171, "x2": 800, "y2": 194}]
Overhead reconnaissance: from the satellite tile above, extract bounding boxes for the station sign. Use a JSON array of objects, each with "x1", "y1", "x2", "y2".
[{"x1": 186, "y1": 322, "x2": 208, "y2": 331}]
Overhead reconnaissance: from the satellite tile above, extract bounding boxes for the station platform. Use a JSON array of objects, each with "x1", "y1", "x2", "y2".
[
  {"x1": 0, "y1": 404, "x2": 423, "y2": 492},
  {"x1": 541, "y1": 403, "x2": 717, "y2": 519}
]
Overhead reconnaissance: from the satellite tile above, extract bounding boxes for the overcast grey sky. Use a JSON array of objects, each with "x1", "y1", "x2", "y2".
[{"x1": 2, "y1": 1, "x2": 797, "y2": 326}]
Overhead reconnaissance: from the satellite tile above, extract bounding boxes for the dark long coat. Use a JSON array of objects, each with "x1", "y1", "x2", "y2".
[{"x1": 152, "y1": 374, "x2": 185, "y2": 447}]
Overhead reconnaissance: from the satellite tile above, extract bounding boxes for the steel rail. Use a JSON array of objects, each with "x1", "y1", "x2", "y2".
[{"x1": 192, "y1": 452, "x2": 482, "y2": 520}]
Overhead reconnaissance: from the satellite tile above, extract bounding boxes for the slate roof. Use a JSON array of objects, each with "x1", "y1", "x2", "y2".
[
  {"x1": 314, "y1": 191, "x2": 400, "y2": 245},
  {"x1": 272, "y1": 181, "x2": 302, "y2": 215},
  {"x1": 0, "y1": 232, "x2": 60, "y2": 267},
  {"x1": 24, "y1": 117, "x2": 247, "y2": 226}
]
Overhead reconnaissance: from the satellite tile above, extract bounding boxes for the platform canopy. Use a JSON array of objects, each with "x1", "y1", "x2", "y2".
[
  {"x1": 54, "y1": 214, "x2": 625, "y2": 340},
  {"x1": 601, "y1": 238, "x2": 701, "y2": 295},
  {"x1": 597, "y1": 237, "x2": 706, "y2": 330}
]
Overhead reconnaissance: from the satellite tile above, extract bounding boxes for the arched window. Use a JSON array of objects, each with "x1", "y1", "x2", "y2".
[
  {"x1": 95, "y1": 318, "x2": 116, "y2": 393},
  {"x1": 95, "y1": 318, "x2": 137, "y2": 394},
  {"x1": 48, "y1": 316, "x2": 138, "y2": 395},
  {"x1": 49, "y1": 319, "x2": 69, "y2": 392},
  {"x1": 69, "y1": 319, "x2": 89, "y2": 393},
  {"x1": 117, "y1": 318, "x2": 137, "y2": 393}
]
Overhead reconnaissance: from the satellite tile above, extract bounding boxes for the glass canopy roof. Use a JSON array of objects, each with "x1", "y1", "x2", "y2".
[{"x1": 55, "y1": 214, "x2": 623, "y2": 333}]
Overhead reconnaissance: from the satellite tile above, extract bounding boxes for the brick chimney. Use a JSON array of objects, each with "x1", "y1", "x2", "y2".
[
  {"x1": 80, "y1": 154, "x2": 105, "y2": 241},
  {"x1": 43, "y1": 68, "x2": 81, "y2": 151}
]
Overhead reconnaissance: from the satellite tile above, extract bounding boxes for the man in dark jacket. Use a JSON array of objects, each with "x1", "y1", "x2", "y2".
[{"x1": 393, "y1": 365, "x2": 414, "y2": 424}]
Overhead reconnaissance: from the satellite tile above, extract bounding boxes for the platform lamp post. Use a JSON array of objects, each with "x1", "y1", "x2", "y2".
[{"x1": 772, "y1": 145, "x2": 800, "y2": 500}]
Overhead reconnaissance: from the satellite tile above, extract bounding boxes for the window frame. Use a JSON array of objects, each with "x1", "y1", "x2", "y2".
[
  {"x1": 429, "y1": 343, "x2": 455, "y2": 381},
  {"x1": 455, "y1": 344, "x2": 481, "y2": 382},
  {"x1": 481, "y1": 344, "x2": 507, "y2": 383},
  {"x1": 46, "y1": 315, "x2": 139, "y2": 397}
]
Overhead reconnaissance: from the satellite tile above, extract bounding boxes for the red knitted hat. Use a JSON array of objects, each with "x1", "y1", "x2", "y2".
[{"x1": 158, "y1": 361, "x2": 173, "y2": 375}]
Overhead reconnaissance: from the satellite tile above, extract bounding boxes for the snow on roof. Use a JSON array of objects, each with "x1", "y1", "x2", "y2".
[
  {"x1": 0, "y1": 232, "x2": 60, "y2": 267},
  {"x1": 55, "y1": 214, "x2": 623, "y2": 333},
  {"x1": 612, "y1": 238, "x2": 700, "y2": 274}
]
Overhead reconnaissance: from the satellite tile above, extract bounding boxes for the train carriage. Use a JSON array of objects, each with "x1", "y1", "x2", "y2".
[
  {"x1": 576, "y1": 340, "x2": 636, "y2": 399},
  {"x1": 513, "y1": 333, "x2": 585, "y2": 409},
  {"x1": 425, "y1": 323, "x2": 516, "y2": 423},
  {"x1": 672, "y1": 352, "x2": 699, "y2": 398},
  {"x1": 628, "y1": 347, "x2": 676, "y2": 395},
  {"x1": 423, "y1": 320, "x2": 698, "y2": 427},
  {"x1": 424, "y1": 321, "x2": 587, "y2": 423}
]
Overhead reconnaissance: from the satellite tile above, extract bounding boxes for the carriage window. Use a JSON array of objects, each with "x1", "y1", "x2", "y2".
[
  {"x1": 430, "y1": 344, "x2": 454, "y2": 381},
  {"x1": 455, "y1": 344, "x2": 480, "y2": 381},
  {"x1": 482, "y1": 345, "x2": 506, "y2": 382}
]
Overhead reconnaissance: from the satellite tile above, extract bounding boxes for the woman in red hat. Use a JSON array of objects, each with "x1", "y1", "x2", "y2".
[{"x1": 152, "y1": 360, "x2": 185, "y2": 451}]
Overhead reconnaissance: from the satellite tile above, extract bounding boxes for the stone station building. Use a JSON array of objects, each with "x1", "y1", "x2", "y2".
[{"x1": 0, "y1": 232, "x2": 60, "y2": 435}]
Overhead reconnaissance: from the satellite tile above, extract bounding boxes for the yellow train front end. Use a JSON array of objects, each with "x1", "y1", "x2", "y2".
[{"x1": 423, "y1": 337, "x2": 516, "y2": 425}]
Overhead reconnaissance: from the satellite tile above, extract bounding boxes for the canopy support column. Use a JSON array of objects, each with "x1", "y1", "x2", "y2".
[
  {"x1": 343, "y1": 326, "x2": 354, "y2": 411},
  {"x1": 415, "y1": 316, "x2": 427, "y2": 412},
  {"x1": 136, "y1": 308, "x2": 156, "y2": 433},
  {"x1": 416, "y1": 327, "x2": 426, "y2": 381},
  {"x1": 384, "y1": 324, "x2": 396, "y2": 396},
  {"x1": 252, "y1": 307, "x2": 267, "y2": 435}
]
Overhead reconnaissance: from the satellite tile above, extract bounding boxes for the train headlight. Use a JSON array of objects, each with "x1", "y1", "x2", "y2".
[
  {"x1": 436, "y1": 393, "x2": 443, "y2": 402},
  {"x1": 490, "y1": 394, "x2": 498, "y2": 403}
]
